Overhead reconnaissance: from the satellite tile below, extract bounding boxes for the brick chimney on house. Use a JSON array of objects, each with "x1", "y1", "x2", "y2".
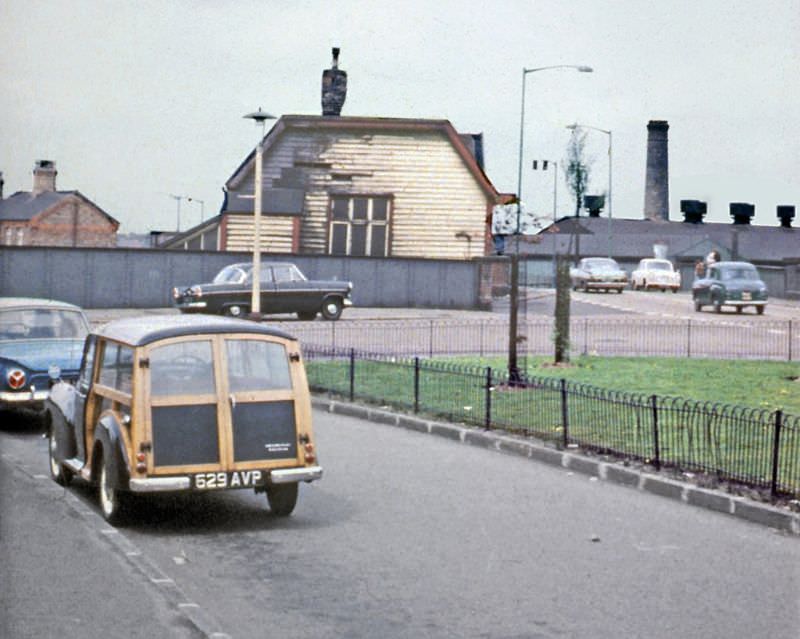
[
  {"x1": 32, "y1": 160, "x2": 57, "y2": 195},
  {"x1": 321, "y1": 48, "x2": 347, "y2": 116},
  {"x1": 643, "y1": 120, "x2": 669, "y2": 221}
]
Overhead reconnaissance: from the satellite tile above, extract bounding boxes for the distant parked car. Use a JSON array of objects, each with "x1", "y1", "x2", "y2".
[
  {"x1": 0, "y1": 298, "x2": 90, "y2": 414},
  {"x1": 45, "y1": 314, "x2": 322, "y2": 524},
  {"x1": 692, "y1": 261, "x2": 767, "y2": 314},
  {"x1": 172, "y1": 261, "x2": 353, "y2": 321},
  {"x1": 630, "y1": 258, "x2": 681, "y2": 292},
  {"x1": 570, "y1": 257, "x2": 628, "y2": 293}
]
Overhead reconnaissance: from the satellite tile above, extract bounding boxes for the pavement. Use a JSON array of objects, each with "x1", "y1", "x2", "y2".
[{"x1": 311, "y1": 395, "x2": 800, "y2": 537}]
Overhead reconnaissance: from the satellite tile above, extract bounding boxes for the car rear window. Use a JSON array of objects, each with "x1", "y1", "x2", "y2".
[
  {"x1": 226, "y1": 339, "x2": 291, "y2": 392},
  {"x1": 149, "y1": 340, "x2": 216, "y2": 396}
]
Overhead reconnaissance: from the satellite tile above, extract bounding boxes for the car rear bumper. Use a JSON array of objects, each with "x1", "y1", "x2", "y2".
[
  {"x1": 723, "y1": 300, "x2": 767, "y2": 306},
  {"x1": 583, "y1": 281, "x2": 626, "y2": 290},
  {"x1": 128, "y1": 465, "x2": 323, "y2": 493}
]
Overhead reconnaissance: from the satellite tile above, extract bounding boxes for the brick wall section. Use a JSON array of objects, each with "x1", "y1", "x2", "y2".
[{"x1": 2, "y1": 195, "x2": 117, "y2": 247}]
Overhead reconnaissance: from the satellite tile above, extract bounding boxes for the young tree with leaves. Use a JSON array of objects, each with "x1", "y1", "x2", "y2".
[{"x1": 564, "y1": 129, "x2": 592, "y2": 216}]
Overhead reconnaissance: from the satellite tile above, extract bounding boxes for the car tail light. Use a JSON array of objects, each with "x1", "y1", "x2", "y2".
[{"x1": 7, "y1": 369, "x2": 26, "y2": 390}]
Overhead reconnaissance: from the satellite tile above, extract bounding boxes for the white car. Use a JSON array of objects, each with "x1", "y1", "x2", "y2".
[{"x1": 631, "y1": 258, "x2": 681, "y2": 292}]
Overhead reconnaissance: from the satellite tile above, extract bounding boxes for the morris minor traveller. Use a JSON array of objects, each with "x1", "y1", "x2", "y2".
[{"x1": 45, "y1": 315, "x2": 322, "y2": 524}]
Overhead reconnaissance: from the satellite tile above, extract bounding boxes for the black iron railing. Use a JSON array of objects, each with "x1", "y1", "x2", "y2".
[
  {"x1": 290, "y1": 317, "x2": 797, "y2": 361},
  {"x1": 304, "y1": 347, "x2": 800, "y2": 499}
]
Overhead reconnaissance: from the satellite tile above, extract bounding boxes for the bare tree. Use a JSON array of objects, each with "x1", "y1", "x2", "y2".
[{"x1": 564, "y1": 129, "x2": 592, "y2": 217}]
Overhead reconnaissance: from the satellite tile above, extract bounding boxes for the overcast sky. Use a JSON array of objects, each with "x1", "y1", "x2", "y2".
[{"x1": 1, "y1": 0, "x2": 798, "y2": 234}]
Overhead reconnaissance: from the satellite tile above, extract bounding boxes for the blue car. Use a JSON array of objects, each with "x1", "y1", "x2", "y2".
[{"x1": 0, "y1": 298, "x2": 90, "y2": 413}]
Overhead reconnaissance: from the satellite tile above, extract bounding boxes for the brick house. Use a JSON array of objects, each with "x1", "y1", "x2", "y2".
[{"x1": 0, "y1": 161, "x2": 119, "y2": 247}]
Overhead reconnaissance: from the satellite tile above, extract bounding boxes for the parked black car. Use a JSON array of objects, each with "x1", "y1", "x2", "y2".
[
  {"x1": 172, "y1": 262, "x2": 353, "y2": 320},
  {"x1": 692, "y1": 261, "x2": 768, "y2": 314}
]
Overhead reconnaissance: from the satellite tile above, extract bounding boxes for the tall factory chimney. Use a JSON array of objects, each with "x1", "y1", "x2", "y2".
[
  {"x1": 643, "y1": 120, "x2": 669, "y2": 221},
  {"x1": 321, "y1": 48, "x2": 347, "y2": 116}
]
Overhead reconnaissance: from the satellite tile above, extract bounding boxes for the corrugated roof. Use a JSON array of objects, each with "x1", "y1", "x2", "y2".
[{"x1": 518, "y1": 216, "x2": 799, "y2": 261}]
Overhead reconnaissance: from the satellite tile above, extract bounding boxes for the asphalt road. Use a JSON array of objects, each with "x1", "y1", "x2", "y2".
[{"x1": 2, "y1": 409, "x2": 798, "y2": 639}]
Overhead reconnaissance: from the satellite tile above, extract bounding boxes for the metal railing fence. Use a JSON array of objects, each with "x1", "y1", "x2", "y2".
[
  {"x1": 291, "y1": 317, "x2": 796, "y2": 361},
  {"x1": 304, "y1": 347, "x2": 800, "y2": 499}
]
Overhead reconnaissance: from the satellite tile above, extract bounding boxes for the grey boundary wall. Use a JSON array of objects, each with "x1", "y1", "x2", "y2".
[
  {"x1": 0, "y1": 247, "x2": 480, "y2": 309},
  {"x1": 1, "y1": 247, "x2": 797, "y2": 307},
  {"x1": 311, "y1": 396, "x2": 800, "y2": 536}
]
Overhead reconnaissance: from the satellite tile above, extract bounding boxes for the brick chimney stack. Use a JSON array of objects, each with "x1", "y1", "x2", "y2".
[
  {"x1": 643, "y1": 120, "x2": 669, "y2": 221},
  {"x1": 32, "y1": 160, "x2": 57, "y2": 195},
  {"x1": 321, "y1": 47, "x2": 347, "y2": 116}
]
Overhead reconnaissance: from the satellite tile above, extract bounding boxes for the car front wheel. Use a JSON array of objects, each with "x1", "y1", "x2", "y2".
[
  {"x1": 321, "y1": 297, "x2": 343, "y2": 321},
  {"x1": 713, "y1": 298, "x2": 722, "y2": 313},
  {"x1": 757, "y1": 306, "x2": 765, "y2": 315},
  {"x1": 266, "y1": 483, "x2": 298, "y2": 516},
  {"x1": 223, "y1": 304, "x2": 247, "y2": 318},
  {"x1": 693, "y1": 297, "x2": 702, "y2": 312}
]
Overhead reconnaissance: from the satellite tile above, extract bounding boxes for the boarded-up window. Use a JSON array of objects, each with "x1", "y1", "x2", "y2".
[{"x1": 328, "y1": 195, "x2": 391, "y2": 257}]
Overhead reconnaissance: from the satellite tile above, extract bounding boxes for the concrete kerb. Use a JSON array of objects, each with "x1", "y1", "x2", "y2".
[{"x1": 312, "y1": 395, "x2": 800, "y2": 537}]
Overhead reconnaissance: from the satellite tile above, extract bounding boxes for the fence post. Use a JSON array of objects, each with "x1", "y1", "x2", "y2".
[
  {"x1": 771, "y1": 410, "x2": 783, "y2": 498},
  {"x1": 480, "y1": 321, "x2": 485, "y2": 358},
  {"x1": 429, "y1": 320, "x2": 434, "y2": 358},
  {"x1": 484, "y1": 367, "x2": 492, "y2": 429},
  {"x1": 686, "y1": 319, "x2": 691, "y2": 359},
  {"x1": 414, "y1": 357, "x2": 420, "y2": 414},
  {"x1": 560, "y1": 378, "x2": 569, "y2": 447},
  {"x1": 331, "y1": 322, "x2": 336, "y2": 352},
  {"x1": 349, "y1": 348, "x2": 355, "y2": 402},
  {"x1": 651, "y1": 394, "x2": 661, "y2": 470},
  {"x1": 789, "y1": 320, "x2": 793, "y2": 362},
  {"x1": 583, "y1": 318, "x2": 588, "y2": 356}
]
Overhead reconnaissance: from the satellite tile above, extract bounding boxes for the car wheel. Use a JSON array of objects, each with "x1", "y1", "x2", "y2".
[
  {"x1": 736, "y1": 306, "x2": 743, "y2": 314},
  {"x1": 693, "y1": 297, "x2": 702, "y2": 312},
  {"x1": 98, "y1": 451, "x2": 130, "y2": 526},
  {"x1": 757, "y1": 306, "x2": 765, "y2": 315},
  {"x1": 713, "y1": 298, "x2": 722, "y2": 314},
  {"x1": 223, "y1": 304, "x2": 247, "y2": 318},
  {"x1": 321, "y1": 297, "x2": 343, "y2": 321},
  {"x1": 672, "y1": 288, "x2": 678, "y2": 293},
  {"x1": 48, "y1": 430, "x2": 73, "y2": 486},
  {"x1": 297, "y1": 311, "x2": 316, "y2": 321},
  {"x1": 266, "y1": 482, "x2": 298, "y2": 516}
]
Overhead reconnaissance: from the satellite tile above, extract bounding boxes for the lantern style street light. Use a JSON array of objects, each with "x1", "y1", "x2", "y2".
[
  {"x1": 243, "y1": 108, "x2": 276, "y2": 317},
  {"x1": 566, "y1": 122, "x2": 613, "y2": 257}
]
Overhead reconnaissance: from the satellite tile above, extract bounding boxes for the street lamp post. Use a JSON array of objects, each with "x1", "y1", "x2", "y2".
[
  {"x1": 168, "y1": 194, "x2": 186, "y2": 232},
  {"x1": 510, "y1": 64, "x2": 593, "y2": 381},
  {"x1": 566, "y1": 122, "x2": 612, "y2": 257},
  {"x1": 243, "y1": 108, "x2": 277, "y2": 318},
  {"x1": 187, "y1": 197, "x2": 205, "y2": 224}
]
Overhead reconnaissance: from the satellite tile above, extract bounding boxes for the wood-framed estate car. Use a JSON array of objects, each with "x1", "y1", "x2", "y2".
[
  {"x1": 692, "y1": 261, "x2": 768, "y2": 314},
  {"x1": 0, "y1": 297, "x2": 90, "y2": 414},
  {"x1": 172, "y1": 261, "x2": 353, "y2": 321},
  {"x1": 569, "y1": 257, "x2": 628, "y2": 293},
  {"x1": 45, "y1": 315, "x2": 322, "y2": 524},
  {"x1": 630, "y1": 258, "x2": 681, "y2": 292}
]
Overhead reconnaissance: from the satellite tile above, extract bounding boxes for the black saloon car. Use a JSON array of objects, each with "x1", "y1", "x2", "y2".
[
  {"x1": 692, "y1": 261, "x2": 768, "y2": 314},
  {"x1": 172, "y1": 262, "x2": 353, "y2": 320}
]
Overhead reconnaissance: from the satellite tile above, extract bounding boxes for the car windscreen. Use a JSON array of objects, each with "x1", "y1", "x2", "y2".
[
  {"x1": 646, "y1": 261, "x2": 672, "y2": 271},
  {"x1": 213, "y1": 265, "x2": 248, "y2": 284},
  {"x1": 0, "y1": 308, "x2": 89, "y2": 341},
  {"x1": 721, "y1": 267, "x2": 760, "y2": 281},
  {"x1": 584, "y1": 259, "x2": 619, "y2": 272}
]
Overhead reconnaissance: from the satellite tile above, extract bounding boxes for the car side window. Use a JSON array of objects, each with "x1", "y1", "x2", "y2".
[
  {"x1": 98, "y1": 342, "x2": 134, "y2": 395},
  {"x1": 226, "y1": 339, "x2": 291, "y2": 392},
  {"x1": 259, "y1": 267, "x2": 274, "y2": 284},
  {"x1": 272, "y1": 266, "x2": 293, "y2": 283}
]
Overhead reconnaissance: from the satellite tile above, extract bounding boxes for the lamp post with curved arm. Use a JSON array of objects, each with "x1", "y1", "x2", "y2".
[
  {"x1": 243, "y1": 108, "x2": 277, "y2": 317},
  {"x1": 509, "y1": 64, "x2": 593, "y2": 382},
  {"x1": 566, "y1": 122, "x2": 612, "y2": 257}
]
